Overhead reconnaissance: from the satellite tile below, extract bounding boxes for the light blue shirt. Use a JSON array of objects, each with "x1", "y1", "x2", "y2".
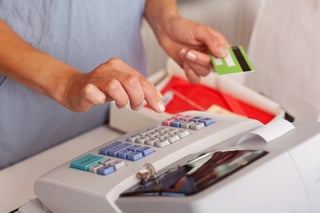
[{"x1": 0, "y1": 0, "x2": 146, "y2": 169}]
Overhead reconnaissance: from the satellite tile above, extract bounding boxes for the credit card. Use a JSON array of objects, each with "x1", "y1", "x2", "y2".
[{"x1": 210, "y1": 46, "x2": 254, "y2": 75}]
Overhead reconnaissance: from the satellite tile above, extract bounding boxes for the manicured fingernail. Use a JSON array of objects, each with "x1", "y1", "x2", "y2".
[
  {"x1": 186, "y1": 51, "x2": 197, "y2": 61},
  {"x1": 157, "y1": 102, "x2": 166, "y2": 112},
  {"x1": 158, "y1": 91, "x2": 164, "y2": 99},
  {"x1": 217, "y1": 47, "x2": 228, "y2": 57},
  {"x1": 133, "y1": 104, "x2": 143, "y2": 111},
  {"x1": 180, "y1": 48, "x2": 187, "y2": 57},
  {"x1": 86, "y1": 84, "x2": 106, "y2": 104}
]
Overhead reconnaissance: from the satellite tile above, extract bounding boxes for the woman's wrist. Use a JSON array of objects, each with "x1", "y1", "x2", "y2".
[
  {"x1": 144, "y1": 0, "x2": 180, "y2": 41},
  {"x1": 43, "y1": 60, "x2": 81, "y2": 108}
]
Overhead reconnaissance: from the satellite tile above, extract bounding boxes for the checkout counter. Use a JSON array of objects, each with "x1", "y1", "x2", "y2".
[{"x1": 0, "y1": 126, "x2": 121, "y2": 213}]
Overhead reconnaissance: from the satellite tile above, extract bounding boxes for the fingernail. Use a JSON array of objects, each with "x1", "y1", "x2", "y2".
[
  {"x1": 217, "y1": 47, "x2": 228, "y2": 57},
  {"x1": 158, "y1": 91, "x2": 164, "y2": 99},
  {"x1": 179, "y1": 48, "x2": 187, "y2": 57},
  {"x1": 157, "y1": 102, "x2": 166, "y2": 112},
  {"x1": 86, "y1": 84, "x2": 106, "y2": 104},
  {"x1": 186, "y1": 51, "x2": 197, "y2": 61},
  {"x1": 133, "y1": 104, "x2": 143, "y2": 111}
]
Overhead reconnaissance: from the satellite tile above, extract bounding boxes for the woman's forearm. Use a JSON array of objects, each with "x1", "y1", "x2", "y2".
[
  {"x1": 0, "y1": 19, "x2": 77, "y2": 104},
  {"x1": 144, "y1": 0, "x2": 180, "y2": 38},
  {"x1": 0, "y1": 18, "x2": 165, "y2": 113}
]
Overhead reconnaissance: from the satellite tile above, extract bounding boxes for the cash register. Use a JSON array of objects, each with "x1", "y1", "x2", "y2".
[{"x1": 26, "y1": 111, "x2": 320, "y2": 213}]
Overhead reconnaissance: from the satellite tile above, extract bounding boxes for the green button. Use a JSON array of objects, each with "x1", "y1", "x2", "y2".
[{"x1": 70, "y1": 154, "x2": 104, "y2": 171}]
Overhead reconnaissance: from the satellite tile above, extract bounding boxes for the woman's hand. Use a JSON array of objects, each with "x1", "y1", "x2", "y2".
[
  {"x1": 0, "y1": 19, "x2": 165, "y2": 113},
  {"x1": 159, "y1": 16, "x2": 230, "y2": 84},
  {"x1": 64, "y1": 58, "x2": 165, "y2": 113},
  {"x1": 145, "y1": 0, "x2": 230, "y2": 84}
]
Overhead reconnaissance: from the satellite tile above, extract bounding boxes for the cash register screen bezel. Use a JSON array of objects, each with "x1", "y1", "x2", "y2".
[{"x1": 120, "y1": 149, "x2": 268, "y2": 197}]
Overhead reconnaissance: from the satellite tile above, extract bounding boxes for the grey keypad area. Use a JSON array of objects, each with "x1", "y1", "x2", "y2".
[{"x1": 70, "y1": 114, "x2": 215, "y2": 176}]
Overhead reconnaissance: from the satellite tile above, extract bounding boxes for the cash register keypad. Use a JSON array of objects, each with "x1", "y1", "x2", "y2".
[{"x1": 69, "y1": 114, "x2": 215, "y2": 176}]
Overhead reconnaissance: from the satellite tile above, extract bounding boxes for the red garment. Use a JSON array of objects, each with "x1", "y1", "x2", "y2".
[{"x1": 155, "y1": 76, "x2": 274, "y2": 124}]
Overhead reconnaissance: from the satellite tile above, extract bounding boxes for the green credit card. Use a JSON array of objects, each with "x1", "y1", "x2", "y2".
[{"x1": 210, "y1": 46, "x2": 254, "y2": 75}]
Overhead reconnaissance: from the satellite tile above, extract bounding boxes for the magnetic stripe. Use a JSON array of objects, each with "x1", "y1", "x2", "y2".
[{"x1": 232, "y1": 47, "x2": 251, "y2": 72}]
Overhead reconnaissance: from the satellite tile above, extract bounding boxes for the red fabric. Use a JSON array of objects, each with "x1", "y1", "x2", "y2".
[{"x1": 148, "y1": 75, "x2": 275, "y2": 124}]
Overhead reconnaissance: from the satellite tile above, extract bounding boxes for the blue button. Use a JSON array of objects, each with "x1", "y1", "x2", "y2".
[
  {"x1": 99, "y1": 141, "x2": 123, "y2": 155},
  {"x1": 97, "y1": 165, "x2": 115, "y2": 176},
  {"x1": 200, "y1": 118, "x2": 215, "y2": 126},
  {"x1": 126, "y1": 151, "x2": 144, "y2": 161},
  {"x1": 116, "y1": 149, "x2": 132, "y2": 159},
  {"x1": 127, "y1": 145, "x2": 142, "y2": 151},
  {"x1": 136, "y1": 146, "x2": 154, "y2": 156},
  {"x1": 170, "y1": 120, "x2": 184, "y2": 128},
  {"x1": 190, "y1": 116, "x2": 202, "y2": 122},
  {"x1": 107, "y1": 143, "x2": 133, "y2": 157}
]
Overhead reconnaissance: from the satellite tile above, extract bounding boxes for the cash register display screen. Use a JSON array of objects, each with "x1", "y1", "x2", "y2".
[{"x1": 120, "y1": 149, "x2": 268, "y2": 197}]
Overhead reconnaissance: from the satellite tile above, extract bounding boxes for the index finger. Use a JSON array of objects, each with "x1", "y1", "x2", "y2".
[
  {"x1": 136, "y1": 75, "x2": 166, "y2": 113},
  {"x1": 108, "y1": 60, "x2": 166, "y2": 113}
]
